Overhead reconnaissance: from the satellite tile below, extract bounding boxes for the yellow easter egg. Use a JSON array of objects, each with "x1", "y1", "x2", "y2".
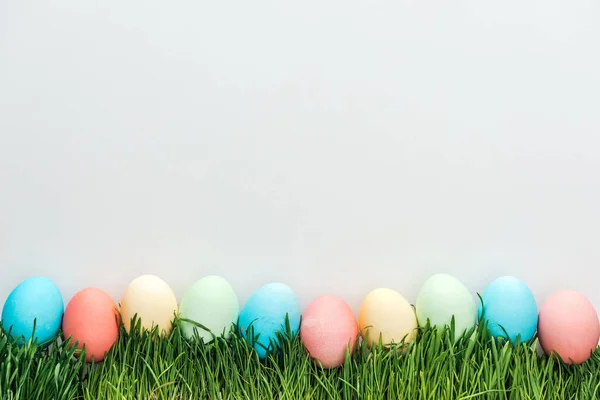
[
  {"x1": 358, "y1": 288, "x2": 418, "y2": 350},
  {"x1": 120, "y1": 275, "x2": 178, "y2": 336}
]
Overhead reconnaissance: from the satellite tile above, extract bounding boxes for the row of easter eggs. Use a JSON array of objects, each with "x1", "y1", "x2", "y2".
[{"x1": 1, "y1": 273, "x2": 599, "y2": 368}]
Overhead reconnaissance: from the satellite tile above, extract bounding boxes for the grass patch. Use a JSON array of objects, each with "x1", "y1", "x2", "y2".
[{"x1": 1, "y1": 318, "x2": 599, "y2": 399}]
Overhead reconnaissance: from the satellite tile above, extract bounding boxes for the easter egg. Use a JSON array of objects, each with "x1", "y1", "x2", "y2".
[
  {"x1": 120, "y1": 275, "x2": 178, "y2": 336},
  {"x1": 238, "y1": 282, "x2": 301, "y2": 359},
  {"x1": 415, "y1": 273, "x2": 477, "y2": 338},
  {"x1": 538, "y1": 290, "x2": 600, "y2": 365},
  {"x1": 179, "y1": 275, "x2": 239, "y2": 342},
  {"x1": 1, "y1": 277, "x2": 64, "y2": 346},
  {"x1": 62, "y1": 287, "x2": 120, "y2": 362},
  {"x1": 477, "y1": 276, "x2": 538, "y2": 343},
  {"x1": 358, "y1": 288, "x2": 418, "y2": 350},
  {"x1": 300, "y1": 295, "x2": 358, "y2": 368}
]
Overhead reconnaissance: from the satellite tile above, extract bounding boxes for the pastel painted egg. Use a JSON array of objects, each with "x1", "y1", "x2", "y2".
[
  {"x1": 415, "y1": 273, "x2": 477, "y2": 338},
  {"x1": 358, "y1": 288, "x2": 418, "y2": 350},
  {"x1": 300, "y1": 295, "x2": 358, "y2": 368},
  {"x1": 1, "y1": 277, "x2": 64, "y2": 346},
  {"x1": 120, "y1": 275, "x2": 178, "y2": 336},
  {"x1": 477, "y1": 276, "x2": 538, "y2": 343},
  {"x1": 179, "y1": 275, "x2": 239, "y2": 342},
  {"x1": 238, "y1": 282, "x2": 301, "y2": 359},
  {"x1": 62, "y1": 287, "x2": 120, "y2": 362},
  {"x1": 538, "y1": 290, "x2": 600, "y2": 365}
]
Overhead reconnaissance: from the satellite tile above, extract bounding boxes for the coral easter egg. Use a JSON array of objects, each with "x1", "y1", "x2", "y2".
[
  {"x1": 478, "y1": 276, "x2": 538, "y2": 343},
  {"x1": 300, "y1": 295, "x2": 358, "y2": 368},
  {"x1": 1, "y1": 277, "x2": 64, "y2": 346},
  {"x1": 120, "y1": 275, "x2": 178, "y2": 336},
  {"x1": 179, "y1": 275, "x2": 239, "y2": 342},
  {"x1": 238, "y1": 282, "x2": 301, "y2": 359},
  {"x1": 62, "y1": 287, "x2": 120, "y2": 362},
  {"x1": 358, "y1": 288, "x2": 418, "y2": 350},
  {"x1": 415, "y1": 273, "x2": 477, "y2": 338},
  {"x1": 538, "y1": 290, "x2": 600, "y2": 365}
]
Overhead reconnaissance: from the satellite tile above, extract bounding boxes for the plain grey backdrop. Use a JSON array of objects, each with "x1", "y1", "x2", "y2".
[{"x1": 1, "y1": 0, "x2": 599, "y2": 315}]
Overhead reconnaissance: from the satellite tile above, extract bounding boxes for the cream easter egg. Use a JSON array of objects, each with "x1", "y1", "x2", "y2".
[
  {"x1": 62, "y1": 287, "x2": 120, "y2": 362},
  {"x1": 300, "y1": 295, "x2": 358, "y2": 368},
  {"x1": 358, "y1": 288, "x2": 418, "y2": 350},
  {"x1": 538, "y1": 290, "x2": 600, "y2": 365},
  {"x1": 179, "y1": 275, "x2": 239, "y2": 342},
  {"x1": 120, "y1": 275, "x2": 178, "y2": 336},
  {"x1": 415, "y1": 273, "x2": 477, "y2": 338}
]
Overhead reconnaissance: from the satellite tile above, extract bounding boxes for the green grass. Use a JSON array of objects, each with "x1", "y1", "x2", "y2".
[{"x1": 1, "y1": 317, "x2": 600, "y2": 400}]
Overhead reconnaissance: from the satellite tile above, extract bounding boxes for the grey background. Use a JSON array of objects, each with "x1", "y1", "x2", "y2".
[{"x1": 1, "y1": 0, "x2": 599, "y2": 316}]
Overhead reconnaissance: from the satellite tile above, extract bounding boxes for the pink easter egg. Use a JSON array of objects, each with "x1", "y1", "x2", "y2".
[
  {"x1": 538, "y1": 290, "x2": 600, "y2": 365},
  {"x1": 62, "y1": 287, "x2": 120, "y2": 362},
  {"x1": 300, "y1": 295, "x2": 358, "y2": 368}
]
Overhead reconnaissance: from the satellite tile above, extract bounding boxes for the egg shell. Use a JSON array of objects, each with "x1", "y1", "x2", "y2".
[
  {"x1": 62, "y1": 287, "x2": 120, "y2": 362},
  {"x1": 415, "y1": 273, "x2": 477, "y2": 339},
  {"x1": 120, "y1": 275, "x2": 178, "y2": 336},
  {"x1": 300, "y1": 295, "x2": 358, "y2": 368},
  {"x1": 477, "y1": 276, "x2": 538, "y2": 343},
  {"x1": 538, "y1": 290, "x2": 600, "y2": 365},
  {"x1": 358, "y1": 288, "x2": 418, "y2": 350},
  {"x1": 1, "y1": 277, "x2": 64, "y2": 346},
  {"x1": 179, "y1": 275, "x2": 239, "y2": 342},
  {"x1": 238, "y1": 282, "x2": 301, "y2": 359}
]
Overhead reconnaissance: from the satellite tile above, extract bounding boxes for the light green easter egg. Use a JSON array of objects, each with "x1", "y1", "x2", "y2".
[
  {"x1": 415, "y1": 273, "x2": 477, "y2": 339},
  {"x1": 179, "y1": 275, "x2": 239, "y2": 342}
]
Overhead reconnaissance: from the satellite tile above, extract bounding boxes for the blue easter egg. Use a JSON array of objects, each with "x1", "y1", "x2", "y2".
[
  {"x1": 1, "y1": 277, "x2": 64, "y2": 345},
  {"x1": 238, "y1": 282, "x2": 301, "y2": 359},
  {"x1": 477, "y1": 276, "x2": 538, "y2": 343}
]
